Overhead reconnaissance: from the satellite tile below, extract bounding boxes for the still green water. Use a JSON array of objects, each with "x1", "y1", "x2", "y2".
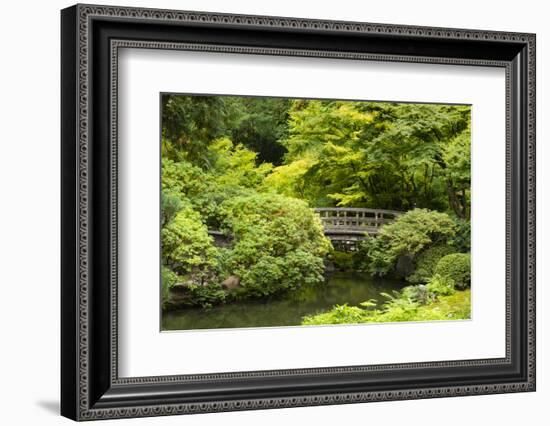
[{"x1": 162, "y1": 272, "x2": 403, "y2": 331}]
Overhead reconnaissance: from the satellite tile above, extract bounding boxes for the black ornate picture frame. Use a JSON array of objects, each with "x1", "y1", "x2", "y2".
[{"x1": 61, "y1": 4, "x2": 536, "y2": 421}]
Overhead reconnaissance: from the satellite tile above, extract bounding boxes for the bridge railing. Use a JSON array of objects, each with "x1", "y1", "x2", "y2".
[
  {"x1": 207, "y1": 207, "x2": 401, "y2": 252},
  {"x1": 314, "y1": 207, "x2": 401, "y2": 234}
]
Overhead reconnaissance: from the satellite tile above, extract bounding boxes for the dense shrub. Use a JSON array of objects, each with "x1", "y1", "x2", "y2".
[
  {"x1": 161, "y1": 158, "x2": 226, "y2": 227},
  {"x1": 359, "y1": 209, "x2": 456, "y2": 276},
  {"x1": 162, "y1": 142, "x2": 273, "y2": 229},
  {"x1": 407, "y1": 244, "x2": 457, "y2": 284},
  {"x1": 161, "y1": 158, "x2": 209, "y2": 199},
  {"x1": 161, "y1": 190, "x2": 184, "y2": 227},
  {"x1": 161, "y1": 205, "x2": 218, "y2": 280},
  {"x1": 182, "y1": 283, "x2": 226, "y2": 308},
  {"x1": 449, "y1": 218, "x2": 471, "y2": 252},
  {"x1": 434, "y1": 253, "x2": 471, "y2": 290},
  {"x1": 161, "y1": 265, "x2": 228, "y2": 309},
  {"x1": 219, "y1": 193, "x2": 332, "y2": 298},
  {"x1": 209, "y1": 138, "x2": 273, "y2": 189}
]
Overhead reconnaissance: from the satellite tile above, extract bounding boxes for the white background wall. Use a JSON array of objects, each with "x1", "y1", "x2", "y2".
[{"x1": 0, "y1": 0, "x2": 546, "y2": 424}]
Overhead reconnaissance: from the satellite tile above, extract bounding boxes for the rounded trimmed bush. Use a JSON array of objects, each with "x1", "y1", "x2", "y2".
[
  {"x1": 434, "y1": 253, "x2": 471, "y2": 290},
  {"x1": 359, "y1": 209, "x2": 457, "y2": 276},
  {"x1": 407, "y1": 244, "x2": 457, "y2": 284}
]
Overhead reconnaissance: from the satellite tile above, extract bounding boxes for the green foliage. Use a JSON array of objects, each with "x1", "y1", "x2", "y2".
[
  {"x1": 161, "y1": 266, "x2": 179, "y2": 308},
  {"x1": 162, "y1": 95, "x2": 239, "y2": 166},
  {"x1": 161, "y1": 139, "x2": 271, "y2": 228},
  {"x1": 426, "y1": 274, "x2": 456, "y2": 296},
  {"x1": 162, "y1": 94, "x2": 291, "y2": 166},
  {"x1": 161, "y1": 206, "x2": 218, "y2": 280},
  {"x1": 434, "y1": 253, "x2": 471, "y2": 290},
  {"x1": 302, "y1": 288, "x2": 471, "y2": 325},
  {"x1": 359, "y1": 209, "x2": 456, "y2": 276},
  {"x1": 218, "y1": 193, "x2": 331, "y2": 297},
  {"x1": 441, "y1": 127, "x2": 471, "y2": 218},
  {"x1": 229, "y1": 96, "x2": 290, "y2": 164},
  {"x1": 161, "y1": 190, "x2": 184, "y2": 227},
  {"x1": 402, "y1": 284, "x2": 432, "y2": 305},
  {"x1": 279, "y1": 100, "x2": 470, "y2": 212},
  {"x1": 183, "y1": 283, "x2": 226, "y2": 309},
  {"x1": 302, "y1": 304, "x2": 368, "y2": 325},
  {"x1": 162, "y1": 95, "x2": 471, "y2": 215},
  {"x1": 407, "y1": 244, "x2": 457, "y2": 284},
  {"x1": 208, "y1": 138, "x2": 273, "y2": 189},
  {"x1": 373, "y1": 292, "x2": 425, "y2": 322},
  {"x1": 161, "y1": 158, "x2": 210, "y2": 199},
  {"x1": 329, "y1": 251, "x2": 357, "y2": 271},
  {"x1": 262, "y1": 156, "x2": 316, "y2": 199},
  {"x1": 372, "y1": 289, "x2": 470, "y2": 322},
  {"x1": 449, "y1": 218, "x2": 471, "y2": 252},
  {"x1": 159, "y1": 94, "x2": 472, "y2": 316},
  {"x1": 161, "y1": 267, "x2": 227, "y2": 309}
]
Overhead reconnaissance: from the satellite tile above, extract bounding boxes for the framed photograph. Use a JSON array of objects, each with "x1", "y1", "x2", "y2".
[{"x1": 61, "y1": 4, "x2": 536, "y2": 421}]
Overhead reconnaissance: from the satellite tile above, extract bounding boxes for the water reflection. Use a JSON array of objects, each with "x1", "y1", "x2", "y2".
[{"x1": 162, "y1": 272, "x2": 404, "y2": 331}]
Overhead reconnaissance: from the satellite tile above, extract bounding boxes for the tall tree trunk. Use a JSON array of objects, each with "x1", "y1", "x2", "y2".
[{"x1": 445, "y1": 179, "x2": 466, "y2": 219}]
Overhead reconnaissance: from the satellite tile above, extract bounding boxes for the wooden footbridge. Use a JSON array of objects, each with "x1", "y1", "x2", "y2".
[
  {"x1": 314, "y1": 207, "x2": 401, "y2": 251},
  {"x1": 208, "y1": 207, "x2": 401, "y2": 252}
]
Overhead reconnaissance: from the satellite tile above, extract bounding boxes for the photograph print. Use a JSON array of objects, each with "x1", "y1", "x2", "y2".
[{"x1": 160, "y1": 94, "x2": 472, "y2": 331}]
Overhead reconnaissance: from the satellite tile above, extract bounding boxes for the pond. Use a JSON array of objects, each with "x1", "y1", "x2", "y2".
[{"x1": 162, "y1": 272, "x2": 404, "y2": 331}]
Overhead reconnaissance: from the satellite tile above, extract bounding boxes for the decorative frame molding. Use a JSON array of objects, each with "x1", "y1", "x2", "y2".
[{"x1": 61, "y1": 4, "x2": 535, "y2": 421}]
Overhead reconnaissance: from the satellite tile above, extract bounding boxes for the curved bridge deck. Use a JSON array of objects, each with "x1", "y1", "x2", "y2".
[{"x1": 314, "y1": 207, "x2": 402, "y2": 251}]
